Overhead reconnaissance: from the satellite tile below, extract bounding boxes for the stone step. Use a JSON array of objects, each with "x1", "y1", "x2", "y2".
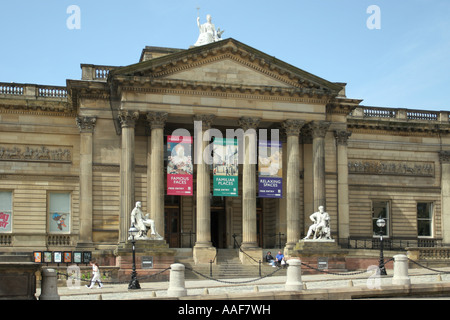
[{"x1": 177, "y1": 250, "x2": 287, "y2": 280}]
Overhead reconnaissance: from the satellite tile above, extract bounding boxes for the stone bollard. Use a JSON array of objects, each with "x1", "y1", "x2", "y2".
[
  {"x1": 285, "y1": 259, "x2": 303, "y2": 291},
  {"x1": 392, "y1": 254, "x2": 411, "y2": 286},
  {"x1": 39, "y1": 268, "x2": 60, "y2": 300},
  {"x1": 167, "y1": 263, "x2": 187, "y2": 297}
]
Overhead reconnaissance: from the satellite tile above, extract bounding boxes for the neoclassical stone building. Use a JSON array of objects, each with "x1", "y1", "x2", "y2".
[{"x1": 1, "y1": 38, "x2": 449, "y2": 267}]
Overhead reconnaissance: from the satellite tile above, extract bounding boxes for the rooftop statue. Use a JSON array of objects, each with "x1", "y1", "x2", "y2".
[
  {"x1": 194, "y1": 14, "x2": 225, "y2": 47},
  {"x1": 303, "y1": 206, "x2": 332, "y2": 240}
]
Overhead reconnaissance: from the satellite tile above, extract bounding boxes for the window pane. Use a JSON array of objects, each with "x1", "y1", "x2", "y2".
[
  {"x1": 0, "y1": 192, "x2": 12, "y2": 232},
  {"x1": 417, "y1": 203, "x2": 431, "y2": 219},
  {"x1": 49, "y1": 193, "x2": 70, "y2": 233},
  {"x1": 49, "y1": 193, "x2": 70, "y2": 213},
  {"x1": 417, "y1": 202, "x2": 432, "y2": 237},
  {"x1": 418, "y1": 220, "x2": 431, "y2": 237},
  {"x1": 0, "y1": 192, "x2": 12, "y2": 211},
  {"x1": 372, "y1": 201, "x2": 389, "y2": 236}
]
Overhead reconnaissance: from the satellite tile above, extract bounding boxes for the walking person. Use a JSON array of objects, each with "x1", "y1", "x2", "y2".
[{"x1": 86, "y1": 260, "x2": 103, "y2": 289}]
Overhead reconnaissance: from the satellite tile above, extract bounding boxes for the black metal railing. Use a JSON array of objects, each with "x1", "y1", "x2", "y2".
[{"x1": 338, "y1": 237, "x2": 446, "y2": 251}]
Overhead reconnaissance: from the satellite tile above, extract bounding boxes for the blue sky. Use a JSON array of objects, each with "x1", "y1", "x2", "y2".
[{"x1": 0, "y1": 0, "x2": 449, "y2": 111}]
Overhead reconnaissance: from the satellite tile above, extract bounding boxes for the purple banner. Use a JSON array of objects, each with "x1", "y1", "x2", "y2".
[{"x1": 258, "y1": 140, "x2": 282, "y2": 198}]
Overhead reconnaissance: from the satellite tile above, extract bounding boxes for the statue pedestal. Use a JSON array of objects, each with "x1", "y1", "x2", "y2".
[
  {"x1": 288, "y1": 239, "x2": 348, "y2": 274},
  {"x1": 115, "y1": 240, "x2": 176, "y2": 282}
]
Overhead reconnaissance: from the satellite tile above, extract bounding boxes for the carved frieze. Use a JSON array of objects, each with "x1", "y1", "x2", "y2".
[
  {"x1": 348, "y1": 159, "x2": 434, "y2": 177},
  {"x1": 0, "y1": 145, "x2": 72, "y2": 163}
]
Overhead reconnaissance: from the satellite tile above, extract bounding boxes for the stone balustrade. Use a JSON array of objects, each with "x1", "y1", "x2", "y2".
[
  {"x1": 80, "y1": 64, "x2": 118, "y2": 80},
  {"x1": 0, "y1": 82, "x2": 67, "y2": 99},
  {"x1": 350, "y1": 106, "x2": 449, "y2": 123},
  {"x1": 408, "y1": 247, "x2": 450, "y2": 261}
]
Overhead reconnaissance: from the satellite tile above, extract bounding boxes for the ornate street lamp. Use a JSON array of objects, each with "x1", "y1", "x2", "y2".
[
  {"x1": 128, "y1": 224, "x2": 141, "y2": 290},
  {"x1": 376, "y1": 218, "x2": 387, "y2": 276}
]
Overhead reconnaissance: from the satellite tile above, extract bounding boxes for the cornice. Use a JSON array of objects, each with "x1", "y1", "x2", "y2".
[
  {"x1": 347, "y1": 118, "x2": 450, "y2": 135},
  {"x1": 116, "y1": 78, "x2": 332, "y2": 104}
]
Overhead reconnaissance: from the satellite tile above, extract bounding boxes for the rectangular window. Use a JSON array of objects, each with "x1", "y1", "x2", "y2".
[
  {"x1": 48, "y1": 192, "x2": 71, "y2": 233},
  {"x1": 417, "y1": 202, "x2": 433, "y2": 237},
  {"x1": 372, "y1": 201, "x2": 389, "y2": 237},
  {"x1": 0, "y1": 191, "x2": 12, "y2": 233}
]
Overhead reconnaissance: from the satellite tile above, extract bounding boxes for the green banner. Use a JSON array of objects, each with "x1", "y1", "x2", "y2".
[{"x1": 213, "y1": 138, "x2": 238, "y2": 197}]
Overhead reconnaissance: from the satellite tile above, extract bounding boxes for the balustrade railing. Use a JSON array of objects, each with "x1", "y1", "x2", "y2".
[
  {"x1": 47, "y1": 235, "x2": 72, "y2": 246},
  {"x1": 0, "y1": 234, "x2": 12, "y2": 246},
  {"x1": 363, "y1": 107, "x2": 396, "y2": 118},
  {"x1": 350, "y1": 106, "x2": 449, "y2": 124},
  {"x1": 338, "y1": 237, "x2": 444, "y2": 251},
  {"x1": 0, "y1": 83, "x2": 24, "y2": 95},
  {"x1": 407, "y1": 110, "x2": 438, "y2": 121},
  {"x1": 0, "y1": 82, "x2": 67, "y2": 99},
  {"x1": 37, "y1": 85, "x2": 67, "y2": 98}
]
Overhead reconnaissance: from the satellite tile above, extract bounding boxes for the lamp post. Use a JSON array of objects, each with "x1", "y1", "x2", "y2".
[
  {"x1": 376, "y1": 218, "x2": 387, "y2": 276},
  {"x1": 128, "y1": 224, "x2": 141, "y2": 290}
]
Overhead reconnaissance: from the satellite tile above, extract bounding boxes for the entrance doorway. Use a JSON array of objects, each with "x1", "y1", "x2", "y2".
[
  {"x1": 164, "y1": 208, "x2": 180, "y2": 248},
  {"x1": 211, "y1": 209, "x2": 226, "y2": 248}
]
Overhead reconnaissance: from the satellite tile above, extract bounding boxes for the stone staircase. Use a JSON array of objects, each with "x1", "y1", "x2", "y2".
[{"x1": 176, "y1": 249, "x2": 286, "y2": 280}]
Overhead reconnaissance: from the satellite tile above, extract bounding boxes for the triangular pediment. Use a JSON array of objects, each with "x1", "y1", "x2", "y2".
[
  {"x1": 110, "y1": 38, "x2": 343, "y2": 97},
  {"x1": 163, "y1": 57, "x2": 291, "y2": 88}
]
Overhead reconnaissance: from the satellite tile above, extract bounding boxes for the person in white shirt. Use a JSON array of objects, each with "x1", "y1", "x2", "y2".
[{"x1": 86, "y1": 260, "x2": 103, "y2": 289}]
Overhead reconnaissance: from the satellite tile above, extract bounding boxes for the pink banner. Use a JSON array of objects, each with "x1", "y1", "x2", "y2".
[{"x1": 167, "y1": 135, "x2": 193, "y2": 196}]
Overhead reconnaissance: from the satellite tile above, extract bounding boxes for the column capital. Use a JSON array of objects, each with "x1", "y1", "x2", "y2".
[
  {"x1": 118, "y1": 110, "x2": 139, "y2": 128},
  {"x1": 283, "y1": 119, "x2": 305, "y2": 137},
  {"x1": 310, "y1": 121, "x2": 331, "y2": 139},
  {"x1": 334, "y1": 130, "x2": 352, "y2": 146},
  {"x1": 146, "y1": 111, "x2": 168, "y2": 129},
  {"x1": 238, "y1": 117, "x2": 260, "y2": 131},
  {"x1": 193, "y1": 114, "x2": 215, "y2": 130},
  {"x1": 76, "y1": 116, "x2": 97, "y2": 133},
  {"x1": 439, "y1": 151, "x2": 450, "y2": 164}
]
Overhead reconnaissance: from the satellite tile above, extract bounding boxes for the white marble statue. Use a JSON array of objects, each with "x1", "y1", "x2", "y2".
[
  {"x1": 194, "y1": 14, "x2": 224, "y2": 47},
  {"x1": 303, "y1": 206, "x2": 332, "y2": 240},
  {"x1": 130, "y1": 201, "x2": 163, "y2": 240}
]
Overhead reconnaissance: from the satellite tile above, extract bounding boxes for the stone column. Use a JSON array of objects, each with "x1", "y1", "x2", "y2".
[
  {"x1": 76, "y1": 116, "x2": 96, "y2": 249},
  {"x1": 118, "y1": 110, "x2": 139, "y2": 244},
  {"x1": 283, "y1": 120, "x2": 305, "y2": 251},
  {"x1": 147, "y1": 112, "x2": 168, "y2": 238},
  {"x1": 238, "y1": 117, "x2": 260, "y2": 254},
  {"x1": 310, "y1": 121, "x2": 330, "y2": 210},
  {"x1": 440, "y1": 151, "x2": 450, "y2": 243},
  {"x1": 335, "y1": 130, "x2": 351, "y2": 240},
  {"x1": 193, "y1": 114, "x2": 216, "y2": 264}
]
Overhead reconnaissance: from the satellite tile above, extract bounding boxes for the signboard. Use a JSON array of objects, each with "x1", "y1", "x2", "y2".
[
  {"x1": 213, "y1": 138, "x2": 238, "y2": 197},
  {"x1": 167, "y1": 135, "x2": 193, "y2": 196},
  {"x1": 318, "y1": 257, "x2": 328, "y2": 270},
  {"x1": 258, "y1": 140, "x2": 282, "y2": 198},
  {"x1": 142, "y1": 256, "x2": 153, "y2": 269}
]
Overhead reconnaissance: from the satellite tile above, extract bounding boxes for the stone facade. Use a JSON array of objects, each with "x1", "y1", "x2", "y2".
[{"x1": 0, "y1": 39, "x2": 449, "y2": 267}]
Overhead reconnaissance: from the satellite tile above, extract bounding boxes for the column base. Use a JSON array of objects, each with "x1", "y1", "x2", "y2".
[
  {"x1": 193, "y1": 245, "x2": 217, "y2": 265},
  {"x1": 239, "y1": 244, "x2": 262, "y2": 265},
  {"x1": 283, "y1": 242, "x2": 298, "y2": 257}
]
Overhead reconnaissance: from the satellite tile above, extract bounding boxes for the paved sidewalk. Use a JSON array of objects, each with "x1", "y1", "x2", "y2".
[{"x1": 40, "y1": 266, "x2": 450, "y2": 300}]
